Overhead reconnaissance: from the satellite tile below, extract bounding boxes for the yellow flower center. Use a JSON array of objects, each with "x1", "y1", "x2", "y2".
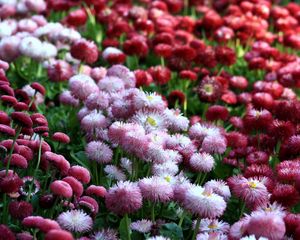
[
  {"x1": 146, "y1": 117, "x2": 157, "y2": 127},
  {"x1": 147, "y1": 95, "x2": 154, "y2": 101},
  {"x1": 248, "y1": 181, "x2": 257, "y2": 189},
  {"x1": 208, "y1": 224, "x2": 218, "y2": 229},
  {"x1": 164, "y1": 176, "x2": 171, "y2": 183}
]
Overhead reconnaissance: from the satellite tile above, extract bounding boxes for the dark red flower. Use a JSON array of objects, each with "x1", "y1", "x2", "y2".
[
  {"x1": 52, "y1": 132, "x2": 70, "y2": 144},
  {"x1": 271, "y1": 184, "x2": 300, "y2": 207},
  {"x1": 225, "y1": 132, "x2": 248, "y2": 149},
  {"x1": 123, "y1": 36, "x2": 148, "y2": 57},
  {"x1": 284, "y1": 213, "x2": 300, "y2": 237},
  {"x1": 9, "y1": 201, "x2": 33, "y2": 220},
  {"x1": 195, "y1": 47, "x2": 217, "y2": 68},
  {"x1": 64, "y1": 8, "x2": 87, "y2": 27},
  {"x1": 215, "y1": 46, "x2": 236, "y2": 66},
  {"x1": 1, "y1": 95, "x2": 17, "y2": 106},
  {"x1": 229, "y1": 76, "x2": 248, "y2": 90},
  {"x1": 205, "y1": 105, "x2": 229, "y2": 121},
  {"x1": 0, "y1": 111, "x2": 10, "y2": 125},
  {"x1": 30, "y1": 82, "x2": 46, "y2": 96},
  {"x1": 0, "y1": 124, "x2": 15, "y2": 136},
  {"x1": 4, "y1": 154, "x2": 28, "y2": 169},
  {"x1": 134, "y1": 70, "x2": 153, "y2": 87},
  {"x1": 148, "y1": 66, "x2": 171, "y2": 85},
  {"x1": 252, "y1": 92, "x2": 274, "y2": 110},
  {"x1": 47, "y1": 60, "x2": 73, "y2": 82},
  {"x1": 244, "y1": 164, "x2": 274, "y2": 179},
  {"x1": 197, "y1": 76, "x2": 222, "y2": 103},
  {"x1": 214, "y1": 26, "x2": 234, "y2": 42},
  {"x1": 39, "y1": 194, "x2": 55, "y2": 209},
  {"x1": 168, "y1": 90, "x2": 185, "y2": 107},
  {"x1": 246, "y1": 151, "x2": 269, "y2": 165},
  {"x1": 0, "y1": 171, "x2": 23, "y2": 193},
  {"x1": 11, "y1": 112, "x2": 33, "y2": 128},
  {"x1": 267, "y1": 120, "x2": 295, "y2": 140},
  {"x1": 172, "y1": 45, "x2": 196, "y2": 62},
  {"x1": 179, "y1": 70, "x2": 197, "y2": 81},
  {"x1": 13, "y1": 102, "x2": 29, "y2": 111},
  {"x1": 243, "y1": 108, "x2": 273, "y2": 131},
  {"x1": 71, "y1": 39, "x2": 99, "y2": 64},
  {"x1": 202, "y1": 10, "x2": 223, "y2": 30},
  {"x1": 0, "y1": 224, "x2": 15, "y2": 240},
  {"x1": 154, "y1": 44, "x2": 173, "y2": 58}
]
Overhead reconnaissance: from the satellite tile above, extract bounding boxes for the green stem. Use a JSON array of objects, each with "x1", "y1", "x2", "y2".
[
  {"x1": 178, "y1": 211, "x2": 185, "y2": 227},
  {"x1": 6, "y1": 126, "x2": 22, "y2": 175},
  {"x1": 3, "y1": 194, "x2": 8, "y2": 224},
  {"x1": 192, "y1": 218, "x2": 201, "y2": 240},
  {"x1": 199, "y1": 173, "x2": 207, "y2": 185},
  {"x1": 239, "y1": 201, "x2": 246, "y2": 218},
  {"x1": 124, "y1": 214, "x2": 131, "y2": 240},
  {"x1": 151, "y1": 202, "x2": 155, "y2": 222}
]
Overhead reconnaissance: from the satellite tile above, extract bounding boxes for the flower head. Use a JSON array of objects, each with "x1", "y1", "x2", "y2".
[{"x1": 57, "y1": 209, "x2": 93, "y2": 233}]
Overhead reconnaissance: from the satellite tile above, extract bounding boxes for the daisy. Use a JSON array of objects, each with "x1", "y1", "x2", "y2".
[
  {"x1": 85, "y1": 141, "x2": 113, "y2": 164},
  {"x1": 199, "y1": 218, "x2": 230, "y2": 234},
  {"x1": 164, "y1": 109, "x2": 189, "y2": 132},
  {"x1": 104, "y1": 165, "x2": 126, "y2": 181},
  {"x1": 90, "y1": 228, "x2": 118, "y2": 240},
  {"x1": 57, "y1": 209, "x2": 93, "y2": 233},
  {"x1": 131, "y1": 219, "x2": 153, "y2": 233},
  {"x1": 204, "y1": 180, "x2": 231, "y2": 201},
  {"x1": 138, "y1": 176, "x2": 174, "y2": 203},
  {"x1": 183, "y1": 185, "x2": 226, "y2": 219},
  {"x1": 131, "y1": 110, "x2": 168, "y2": 133}
]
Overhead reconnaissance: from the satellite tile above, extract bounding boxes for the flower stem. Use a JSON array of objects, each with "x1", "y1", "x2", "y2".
[
  {"x1": 239, "y1": 201, "x2": 246, "y2": 218},
  {"x1": 178, "y1": 211, "x2": 185, "y2": 227},
  {"x1": 151, "y1": 202, "x2": 155, "y2": 222},
  {"x1": 6, "y1": 126, "x2": 22, "y2": 175},
  {"x1": 124, "y1": 213, "x2": 131, "y2": 240},
  {"x1": 192, "y1": 218, "x2": 201, "y2": 240}
]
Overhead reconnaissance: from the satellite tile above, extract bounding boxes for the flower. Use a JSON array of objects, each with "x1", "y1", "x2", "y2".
[
  {"x1": 104, "y1": 165, "x2": 126, "y2": 181},
  {"x1": 138, "y1": 176, "x2": 174, "y2": 203},
  {"x1": 105, "y1": 181, "x2": 143, "y2": 215},
  {"x1": 90, "y1": 229, "x2": 118, "y2": 240},
  {"x1": 68, "y1": 165, "x2": 91, "y2": 184},
  {"x1": 199, "y1": 218, "x2": 230, "y2": 234},
  {"x1": 131, "y1": 219, "x2": 153, "y2": 233},
  {"x1": 228, "y1": 175, "x2": 269, "y2": 209},
  {"x1": 85, "y1": 141, "x2": 113, "y2": 164},
  {"x1": 9, "y1": 201, "x2": 33, "y2": 220},
  {"x1": 57, "y1": 209, "x2": 93, "y2": 233},
  {"x1": 50, "y1": 180, "x2": 73, "y2": 198},
  {"x1": 201, "y1": 135, "x2": 227, "y2": 154},
  {"x1": 246, "y1": 210, "x2": 286, "y2": 240},
  {"x1": 204, "y1": 180, "x2": 231, "y2": 201},
  {"x1": 189, "y1": 152, "x2": 215, "y2": 173},
  {"x1": 0, "y1": 225, "x2": 15, "y2": 240},
  {"x1": 132, "y1": 110, "x2": 168, "y2": 133},
  {"x1": 183, "y1": 185, "x2": 226, "y2": 218},
  {"x1": 70, "y1": 39, "x2": 98, "y2": 64},
  {"x1": 45, "y1": 230, "x2": 74, "y2": 240}
]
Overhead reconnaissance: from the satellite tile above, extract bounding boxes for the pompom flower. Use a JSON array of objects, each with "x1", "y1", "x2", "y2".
[
  {"x1": 105, "y1": 181, "x2": 143, "y2": 215},
  {"x1": 57, "y1": 210, "x2": 93, "y2": 233}
]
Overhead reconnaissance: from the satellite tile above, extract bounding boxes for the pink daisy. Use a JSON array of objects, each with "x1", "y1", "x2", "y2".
[
  {"x1": 138, "y1": 176, "x2": 174, "y2": 203},
  {"x1": 85, "y1": 141, "x2": 113, "y2": 164}
]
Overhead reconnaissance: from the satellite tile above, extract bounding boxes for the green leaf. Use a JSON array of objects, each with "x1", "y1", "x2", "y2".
[
  {"x1": 160, "y1": 223, "x2": 183, "y2": 240},
  {"x1": 119, "y1": 215, "x2": 131, "y2": 240}
]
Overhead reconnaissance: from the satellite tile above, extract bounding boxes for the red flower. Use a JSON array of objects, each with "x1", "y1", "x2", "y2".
[
  {"x1": 0, "y1": 124, "x2": 15, "y2": 136},
  {"x1": 52, "y1": 132, "x2": 70, "y2": 144},
  {"x1": 148, "y1": 66, "x2": 171, "y2": 85},
  {"x1": 271, "y1": 184, "x2": 300, "y2": 207},
  {"x1": 179, "y1": 70, "x2": 197, "y2": 81},
  {"x1": 11, "y1": 112, "x2": 33, "y2": 128},
  {"x1": 172, "y1": 45, "x2": 196, "y2": 62},
  {"x1": 71, "y1": 39, "x2": 99, "y2": 64},
  {"x1": 197, "y1": 76, "x2": 222, "y2": 103},
  {"x1": 205, "y1": 105, "x2": 229, "y2": 121},
  {"x1": 215, "y1": 46, "x2": 236, "y2": 66},
  {"x1": 123, "y1": 36, "x2": 148, "y2": 57},
  {"x1": 252, "y1": 92, "x2": 274, "y2": 110},
  {"x1": 9, "y1": 201, "x2": 33, "y2": 220},
  {"x1": 195, "y1": 47, "x2": 217, "y2": 68},
  {"x1": 134, "y1": 70, "x2": 153, "y2": 87},
  {"x1": 39, "y1": 194, "x2": 55, "y2": 209},
  {"x1": 64, "y1": 8, "x2": 87, "y2": 27},
  {"x1": 47, "y1": 60, "x2": 73, "y2": 82},
  {"x1": 45, "y1": 230, "x2": 73, "y2": 240},
  {"x1": 0, "y1": 171, "x2": 23, "y2": 193},
  {"x1": 154, "y1": 44, "x2": 173, "y2": 58},
  {"x1": 168, "y1": 90, "x2": 185, "y2": 107},
  {"x1": 246, "y1": 151, "x2": 269, "y2": 165},
  {"x1": 0, "y1": 225, "x2": 15, "y2": 240},
  {"x1": 202, "y1": 10, "x2": 223, "y2": 30}
]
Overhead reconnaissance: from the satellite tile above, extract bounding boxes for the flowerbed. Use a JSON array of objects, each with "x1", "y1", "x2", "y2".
[{"x1": 1, "y1": 0, "x2": 300, "y2": 239}]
